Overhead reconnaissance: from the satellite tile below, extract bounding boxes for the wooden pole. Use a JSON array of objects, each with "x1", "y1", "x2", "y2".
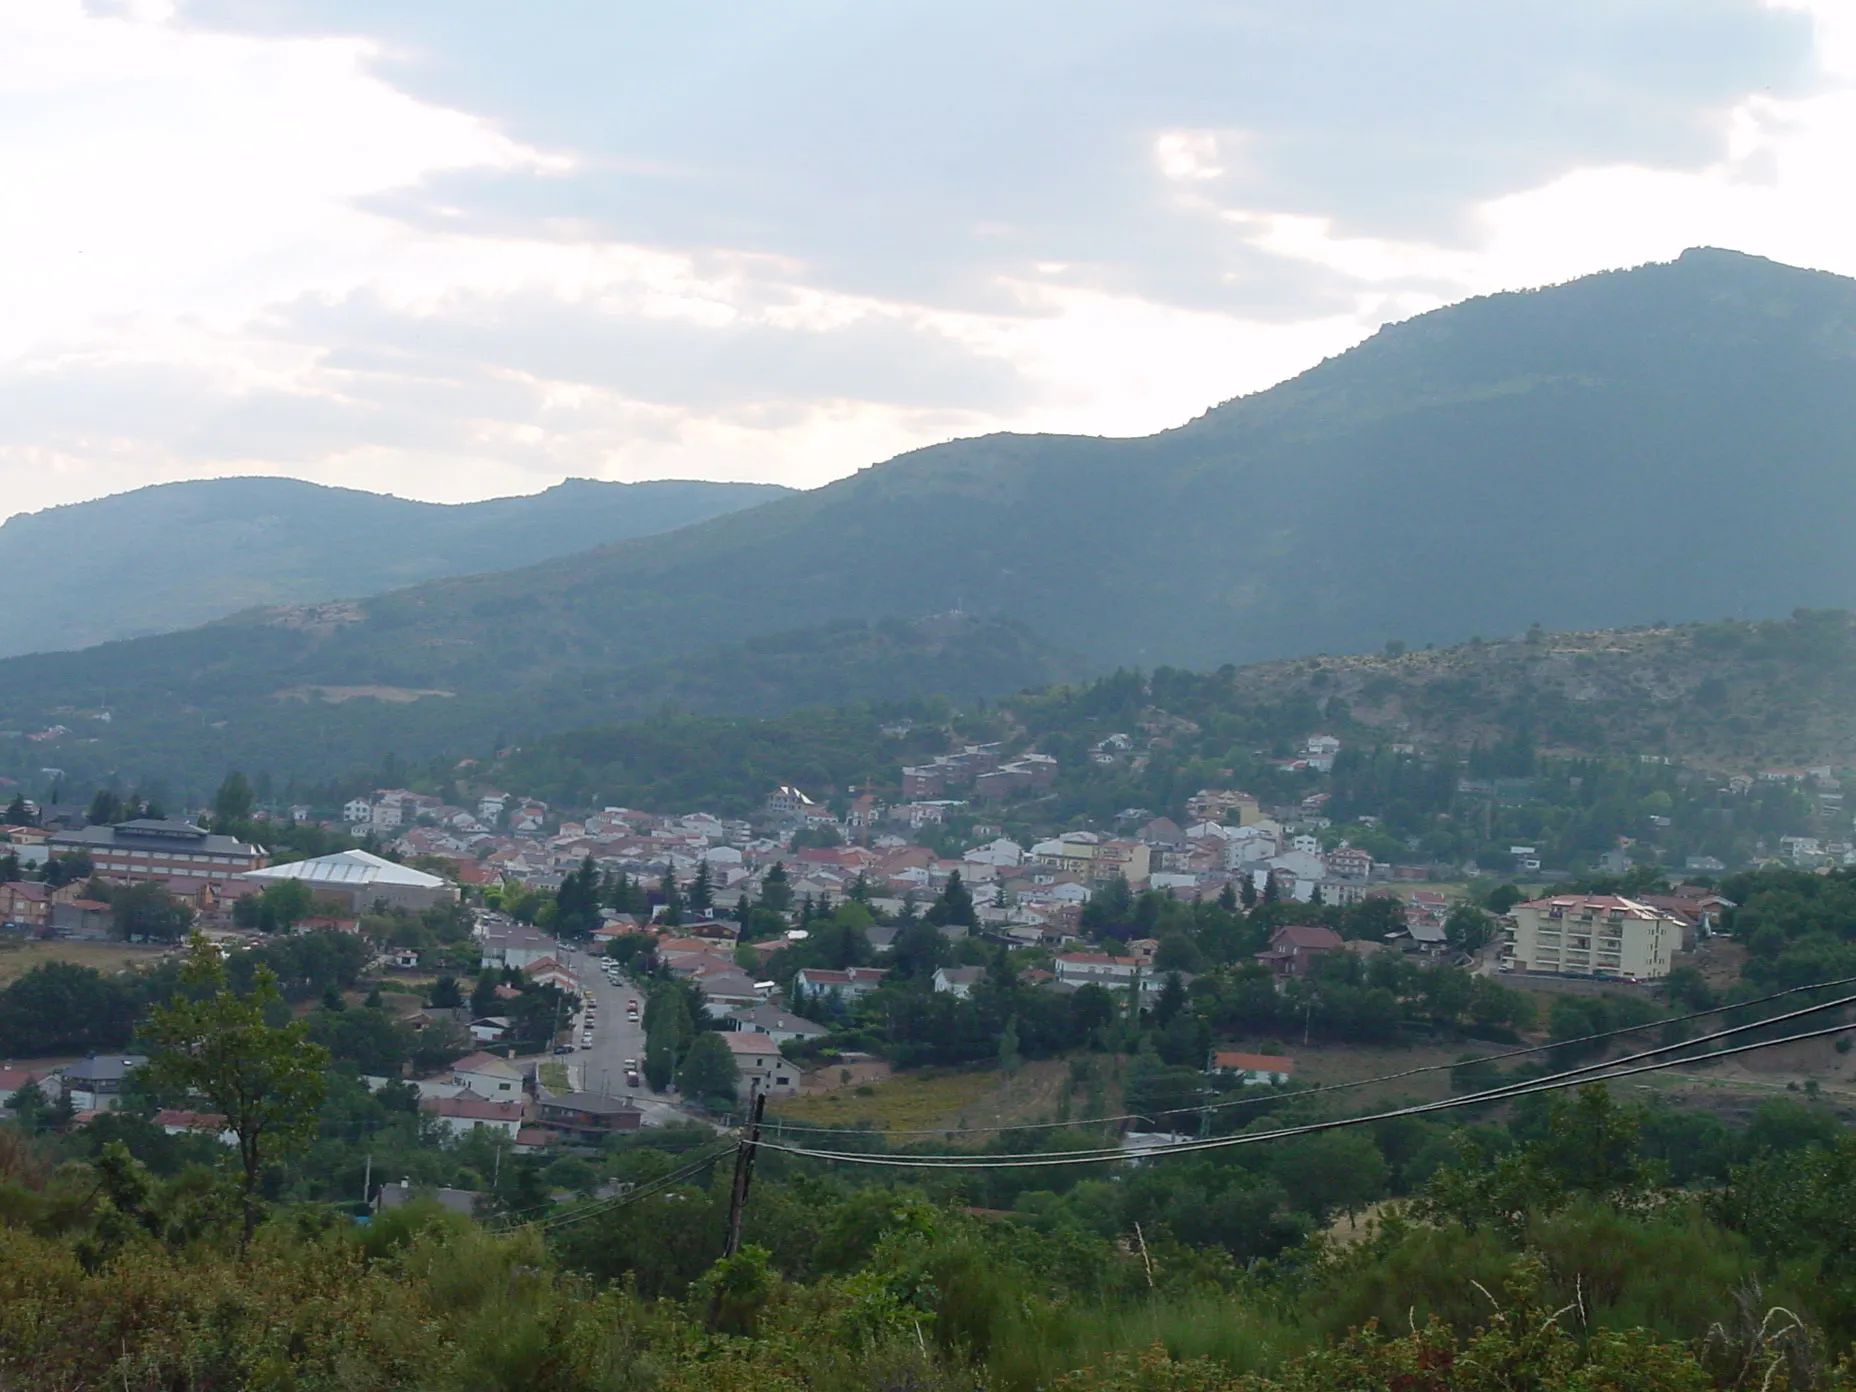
[{"x1": 721, "y1": 1084, "x2": 766, "y2": 1259}]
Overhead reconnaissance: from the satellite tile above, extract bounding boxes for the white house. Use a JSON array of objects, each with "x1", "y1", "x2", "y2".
[
  {"x1": 721, "y1": 1032, "x2": 800, "y2": 1095},
  {"x1": 452, "y1": 1052, "x2": 524, "y2": 1099},
  {"x1": 792, "y1": 967, "x2": 890, "y2": 1003},
  {"x1": 423, "y1": 1094, "x2": 524, "y2": 1138},
  {"x1": 479, "y1": 924, "x2": 558, "y2": 971},
  {"x1": 1053, "y1": 953, "x2": 1140, "y2": 988},
  {"x1": 721, "y1": 1003, "x2": 831, "y2": 1047},
  {"x1": 932, "y1": 965, "x2": 986, "y2": 998},
  {"x1": 963, "y1": 837, "x2": 1024, "y2": 868}
]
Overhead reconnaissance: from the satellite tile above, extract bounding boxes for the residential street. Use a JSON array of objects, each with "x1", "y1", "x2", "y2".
[{"x1": 554, "y1": 944, "x2": 712, "y2": 1130}]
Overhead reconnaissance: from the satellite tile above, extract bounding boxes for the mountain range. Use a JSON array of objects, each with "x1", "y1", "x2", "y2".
[
  {"x1": 5, "y1": 246, "x2": 1856, "y2": 789},
  {"x1": 0, "y1": 475, "x2": 787, "y2": 658}
]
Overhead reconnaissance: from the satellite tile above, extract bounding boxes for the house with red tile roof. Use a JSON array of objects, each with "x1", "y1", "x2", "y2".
[{"x1": 1255, "y1": 924, "x2": 1344, "y2": 978}]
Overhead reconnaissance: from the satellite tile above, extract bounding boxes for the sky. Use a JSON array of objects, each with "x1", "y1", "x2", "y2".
[{"x1": 0, "y1": 0, "x2": 1852, "y2": 520}]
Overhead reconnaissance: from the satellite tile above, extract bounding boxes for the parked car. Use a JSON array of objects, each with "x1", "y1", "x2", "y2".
[{"x1": 553, "y1": 1045, "x2": 575, "y2": 1054}]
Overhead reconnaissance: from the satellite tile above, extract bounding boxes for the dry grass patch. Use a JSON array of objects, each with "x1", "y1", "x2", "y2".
[
  {"x1": 0, "y1": 938, "x2": 173, "y2": 987},
  {"x1": 769, "y1": 1067, "x2": 1005, "y2": 1134}
]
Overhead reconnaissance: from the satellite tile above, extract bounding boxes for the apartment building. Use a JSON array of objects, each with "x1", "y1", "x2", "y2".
[
  {"x1": 1028, "y1": 832, "x2": 1152, "y2": 887},
  {"x1": 48, "y1": 819, "x2": 266, "y2": 884},
  {"x1": 1504, "y1": 895, "x2": 1680, "y2": 980}
]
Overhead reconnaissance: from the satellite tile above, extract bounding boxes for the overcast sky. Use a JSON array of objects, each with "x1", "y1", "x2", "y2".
[{"x1": 0, "y1": 0, "x2": 1851, "y2": 519}]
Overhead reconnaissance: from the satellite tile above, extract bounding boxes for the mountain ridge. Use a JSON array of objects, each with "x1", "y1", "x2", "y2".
[
  {"x1": 0, "y1": 474, "x2": 790, "y2": 658},
  {"x1": 5, "y1": 247, "x2": 1856, "y2": 782}
]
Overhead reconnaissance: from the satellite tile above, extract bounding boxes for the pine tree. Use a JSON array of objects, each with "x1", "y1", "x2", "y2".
[
  {"x1": 212, "y1": 771, "x2": 255, "y2": 831},
  {"x1": 1218, "y1": 882, "x2": 1238, "y2": 913},
  {"x1": 925, "y1": 869, "x2": 978, "y2": 929},
  {"x1": 760, "y1": 862, "x2": 792, "y2": 914},
  {"x1": 688, "y1": 860, "x2": 713, "y2": 914},
  {"x1": 1240, "y1": 874, "x2": 1258, "y2": 909},
  {"x1": 1261, "y1": 873, "x2": 1280, "y2": 905},
  {"x1": 848, "y1": 871, "x2": 870, "y2": 903},
  {"x1": 659, "y1": 870, "x2": 682, "y2": 928},
  {"x1": 1310, "y1": 883, "x2": 1325, "y2": 906}
]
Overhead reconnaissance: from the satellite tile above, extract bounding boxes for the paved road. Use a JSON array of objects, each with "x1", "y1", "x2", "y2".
[{"x1": 555, "y1": 945, "x2": 709, "y2": 1130}]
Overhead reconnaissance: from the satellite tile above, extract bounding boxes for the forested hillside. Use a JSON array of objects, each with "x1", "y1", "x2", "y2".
[
  {"x1": 0, "y1": 614, "x2": 1080, "y2": 798},
  {"x1": 5, "y1": 248, "x2": 1856, "y2": 778},
  {"x1": 0, "y1": 474, "x2": 787, "y2": 657}
]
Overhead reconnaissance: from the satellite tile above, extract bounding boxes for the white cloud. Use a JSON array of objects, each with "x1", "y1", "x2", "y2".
[
  {"x1": 0, "y1": 0, "x2": 1844, "y2": 521},
  {"x1": 1215, "y1": 3, "x2": 1856, "y2": 309}
]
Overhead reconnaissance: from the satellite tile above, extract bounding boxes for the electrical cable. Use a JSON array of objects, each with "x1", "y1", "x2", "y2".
[
  {"x1": 525, "y1": 1142, "x2": 738, "y2": 1231},
  {"x1": 748, "y1": 995, "x2": 1856, "y2": 1169},
  {"x1": 760, "y1": 986, "x2": 1856, "y2": 1164},
  {"x1": 762, "y1": 971, "x2": 1856, "y2": 1138}
]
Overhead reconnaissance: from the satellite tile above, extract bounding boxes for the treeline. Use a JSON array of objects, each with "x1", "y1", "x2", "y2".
[{"x1": 0, "y1": 928, "x2": 375, "y2": 1057}]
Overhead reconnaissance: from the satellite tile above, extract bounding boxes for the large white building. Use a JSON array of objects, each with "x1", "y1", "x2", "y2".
[
  {"x1": 239, "y1": 850, "x2": 455, "y2": 912},
  {"x1": 1505, "y1": 895, "x2": 1681, "y2": 980}
]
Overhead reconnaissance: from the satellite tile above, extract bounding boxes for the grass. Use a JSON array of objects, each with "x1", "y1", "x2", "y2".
[
  {"x1": 769, "y1": 1067, "x2": 1008, "y2": 1133},
  {"x1": 0, "y1": 937, "x2": 172, "y2": 987},
  {"x1": 1229, "y1": 1036, "x2": 1468, "y2": 1112},
  {"x1": 538, "y1": 1062, "x2": 570, "y2": 1093}
]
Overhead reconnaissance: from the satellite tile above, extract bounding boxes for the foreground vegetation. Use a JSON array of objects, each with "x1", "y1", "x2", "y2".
[{"x1": 8, "y1": 1077, "x2": 1856, "y2": 1390}]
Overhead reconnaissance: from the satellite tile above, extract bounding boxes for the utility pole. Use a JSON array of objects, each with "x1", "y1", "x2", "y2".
[
  {"x1": 362, "y1": 1153, "x2": 372, "y2": 1209},
  {"x1": 721, "y1": 1085, "x2": 767, "y2": 1259}
]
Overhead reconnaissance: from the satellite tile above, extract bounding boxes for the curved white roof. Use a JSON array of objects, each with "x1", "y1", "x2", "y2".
[{"x1": 242, "y1": 849, "x2": 447, "y2": 889}]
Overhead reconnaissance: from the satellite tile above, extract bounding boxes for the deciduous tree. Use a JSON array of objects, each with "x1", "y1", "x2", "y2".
[{"x1": 141, "y1": 934, "x2": 329, "y2": 1243}]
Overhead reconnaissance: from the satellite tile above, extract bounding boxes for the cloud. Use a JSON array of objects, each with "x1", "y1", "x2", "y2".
[{"x1": 0, "y1": 0, "x2": 1844, "y2": 520}]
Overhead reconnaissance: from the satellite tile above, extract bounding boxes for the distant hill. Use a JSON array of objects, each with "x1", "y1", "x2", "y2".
[
  {"x1": 482, "y1": 612, "x2": 1856, "y2": 836},
  {"x1": 0, "y1": 613, "x2": 1082, "y2": 793},
  {"x1": 0, "y1": 475, "x2": 788, "y2": 657},
  {"x1": 6, "y1": 247, "x2": 1856, "y2": 781},
  {"x1": 1016, "y1": 610, "x2": 1856, "y2": 772}
]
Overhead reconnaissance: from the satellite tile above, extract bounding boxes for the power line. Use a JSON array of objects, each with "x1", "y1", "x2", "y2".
[
  {"x1": 523, "y1": 1142, "x2": 737, "y2": 1232},
  {"x1": 749, "y1": 996, "x2": 1856, "y2": 1170},
  {"x1": 764, "y1": 972, "x2": 1856, "y2": 1139}
]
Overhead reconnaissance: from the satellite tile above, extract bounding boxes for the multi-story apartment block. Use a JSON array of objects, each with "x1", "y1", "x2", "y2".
[
  {"x1": 1029, "y1": 833, "x2": 1152, "y2": 887},
  {"x1": 49, "y1": 819, "x2": 266, "y2": 884},
  {"x1": 1504, "y1": 895, "x2": 1681, "y2": 980}
]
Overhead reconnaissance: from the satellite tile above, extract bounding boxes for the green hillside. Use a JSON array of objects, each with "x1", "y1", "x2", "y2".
[
  {"x1": 7, "y1": 247, "x2": 1856, "y2": 780},
  {"x1": 0, "y1": 613, "x2": 1082, "y2": 796},
  {"x1": 0, "y1": 474, "x2": 787, "y2": 657},
  {"x1": 481, "y1": 613, "x2": 1853, "y2": 868}
]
